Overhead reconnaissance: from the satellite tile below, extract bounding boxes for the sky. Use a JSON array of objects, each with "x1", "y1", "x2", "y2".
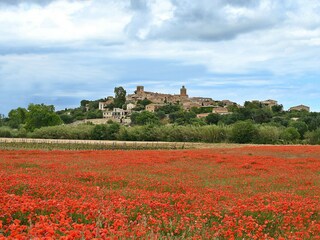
[{"x1": 0, "y1": 0, "x2": 320, "y2": 115}]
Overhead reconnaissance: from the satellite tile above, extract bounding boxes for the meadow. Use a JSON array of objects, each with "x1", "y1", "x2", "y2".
[{"x1": 0, "y1": 145, "x2": 319, "y2": 239}]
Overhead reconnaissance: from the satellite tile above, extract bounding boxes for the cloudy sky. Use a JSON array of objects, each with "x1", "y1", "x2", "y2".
[{"x1": 0, "y1": 0, "x2": 320, "y2": 115}]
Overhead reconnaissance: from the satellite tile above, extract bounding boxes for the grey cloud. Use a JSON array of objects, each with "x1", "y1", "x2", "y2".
[
  {"x1": 0, "y1": 0, "x2": 56, "y2": 6},
  {"x1": 128, "y1": 0, "x2": 284, "y2": 41},
  {"x1": 130, "y1": 0, "x2": 147, "y2": 11}
]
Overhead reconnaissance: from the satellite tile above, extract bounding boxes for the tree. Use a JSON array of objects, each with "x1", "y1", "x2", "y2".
[
  {"x1": 0, "y1": 114, "x2": 4, "y2": 126},
  {"x1": 131, "y1": 111, "x2": 160, "y2": 125},
  {"x1": 8, "y1": 107, "x2": 28, "y2": 128},
  {"x1": 156, "y1": 104, "x2": 181, "y2": 114},
  {"x1": 25, "y1": 104, "x2": 63, "y2": 131},
  {"x1": 280, "y1": 127, "x2": 300, "y2": 143},
  {"x1": 230, "y1": 121, "x2": 258, "y2": 143},
  {"x1": 80, "y1": 100, "x2": 90, "y2": 107},
  {"x1": 137, "y1": 98, "x2": 152, "y2": 107},
  {"x1": 252, "y1": 108, "x2": 272, "y2": 124},
  {"x1": 289, "y1": 120, "x2": 308, "y2": 138},
  {"x1": 271, "y1": 104, "x2": 283, "y2": 113},
  {"x1": 114, "y1": 87, "x2": 126, "y2": 108},
  {"x1": 206, "y1": 113, "x2": 220, "y2": 125}
]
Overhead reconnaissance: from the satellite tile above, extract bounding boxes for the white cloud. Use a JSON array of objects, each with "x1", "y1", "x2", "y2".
[{"x1": 0, "y1": 0, "x2": 320, "y2": 113}]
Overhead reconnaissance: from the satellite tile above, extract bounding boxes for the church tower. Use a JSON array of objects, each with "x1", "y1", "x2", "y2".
[{"x1": 180, "y1": 85, "x2": 187, "y2": 97}]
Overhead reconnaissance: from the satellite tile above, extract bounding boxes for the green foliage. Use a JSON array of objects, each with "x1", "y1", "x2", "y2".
[
  {"x1": 60, "y1": 114, "x2": 74, "y2": 124},
  {"x1": 8, "y1": 107, "x2": 28, "y2": 128},
  {"x1": 0, "y1": 113, "x2": 5, "y2": 126},
  {"x1": 252, "y1": 108, "x2": 273, "y2": 124},
  {"x1": 131, "y1": 111, "x2": 160, "y2": 125},
  {"x1": 25, "y1": 104, "x2": 63, "y2": 131},
  {"x1": 169, "y1": 111, "x2": 196, "y2": 125},
  {"x1": 289, "y1": 120, "x2": 308, "y2": 138},
  {"x1": 206, "y1": 113, "x2": 220, "y2": 125},
  {"x1": 255, "y1": 125, "x2": 281, "y2": 144},
  {"x1": 280, "y1": 127, "x2": 300, "y2": 143},
  {"x1": 244, "y1": 101, "x2": 262, "y2": 109},
  {"x1": 156, "y1": 104, "x2": 181, "y2": 114},
  {"x1": 114, "y1": 86, "x2": 126, "y2": 108},
  {"x1": 0, "y1": 126, "x2": 13, "y2": 137},
  {"x1": 137, "y1": 98, "x2": 152, "y2": 107},
  {"x1": 271, "y1": 104, "x2": 283, "y2": 113},
  {"x1": 80, "y1": 100, "x2": 90, "y2": 107},
  {"x1": 305, "y1": 128, "x2": 320, "y2": 144},
  {"x1": 31, "y1": 124, "x2": 95, "y2": 139},
  {"x1": 230, "y1": 121, "x2": 258, "y2": 143},
  {"x1": 91, "y1": 123, "x2": 121, "y2": 140}
]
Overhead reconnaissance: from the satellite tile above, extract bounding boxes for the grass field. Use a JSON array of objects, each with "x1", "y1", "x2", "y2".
[{"x1": 0, "y1": 145, "x2": 319, "y2": 239}]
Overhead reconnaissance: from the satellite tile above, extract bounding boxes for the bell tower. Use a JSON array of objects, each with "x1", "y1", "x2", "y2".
[
  {"x1": 180, "y1": 85, "x2": 187, "y2": 97},
  {"x1": 135, "y1": 86, "x2": 144, "y2": 94}
]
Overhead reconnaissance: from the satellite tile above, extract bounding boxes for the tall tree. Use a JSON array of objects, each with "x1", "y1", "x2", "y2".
[
  {"x1": 8, "y1": 107, "x2": 28, "y2": 128},
  {"x1": 114, "y1": 87, "x2": 126, "y2": 108},
  {"x1": 25, "y1": 104, "x2": 63, "y2": 131}
]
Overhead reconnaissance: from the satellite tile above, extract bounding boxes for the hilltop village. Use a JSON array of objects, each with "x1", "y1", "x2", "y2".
[{"x1": 95, "y1": 85, "x2": 310, "y2": 125}]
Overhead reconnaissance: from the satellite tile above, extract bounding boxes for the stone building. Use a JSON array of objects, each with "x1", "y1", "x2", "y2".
[
  {"x1": 99, "y1": 96, "x2": 114, "y2": 110},
  {"x1": 102, "y1": 108, "x2": 132, "y2": 124},
  {"x1": 212, "y1": 107, "x2": 230, "y2": 115},
  {"x1": 261, "y1": 99, "x2": 278, "y2": 108},
  {"x1": 126, "y1": 85, "x2": 189, "y2": 105},
  {"x1": 289, "y1": 105, "x2": 310, "y2": 112},
  {"x1": 145, "y1": 103, "x2": 165, "y2": 112}
]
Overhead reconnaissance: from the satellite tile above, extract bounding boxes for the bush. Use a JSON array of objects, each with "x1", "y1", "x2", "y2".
[
  {"x1": 91, "y1": 123, "x2": 121, "y2": 140},
  {"x1": 279, "y1": 127, "x2": 300, "y2": 143},
  {"x1": 305, "y1": 128, "x2": 320, "y2": 144},
  {"x1": 0, "y1": 126, "x2": 13, "y2": 138},
  {"x1": 255, "y1": 125, "x2": 281, "y2": 144},
  {"x1": 230, "y1": 121, "x2": 258, "y2": 143},
  {"x1": 200, "y1": 125, "x2": 230, "y2": 143},
  {"x1": 289, "y1": 121, "x2": 308, "y2": 138},
  {"x1": 31, "y1": 124, "x2": 94, "y2": 139}
]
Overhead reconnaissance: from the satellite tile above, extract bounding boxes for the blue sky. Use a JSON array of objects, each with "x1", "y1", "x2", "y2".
[{"x1": 0, "y1": 0, "x2": 320, "y2": 115}]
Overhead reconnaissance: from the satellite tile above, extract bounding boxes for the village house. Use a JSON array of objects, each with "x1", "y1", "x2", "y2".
[
  {"x1": 289, "y1": 105, "x2": 310, "y2": 112},
  {"x1": 99, "y1": 96, "x2": 114, "y2": 110},
  {"x1": 145, "y1": 103, "x2": 165, "y2": 112},
  {"x1": 261, "y1": 99, "x2": 278, "y2": 108},
  {"x1": 102, "y1": 108, "x2": 132, "y2": 124},
  {"x1": 196, "y1": 113, "x2": 210, "y2": 118},
  {"x1": 212, "y1": 107, "x2": 230, "y2": 115}
]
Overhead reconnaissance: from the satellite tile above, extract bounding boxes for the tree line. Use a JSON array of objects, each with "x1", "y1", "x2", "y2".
[{"x1": 1, "y1": 87, "x2": 320, "y2": 144}]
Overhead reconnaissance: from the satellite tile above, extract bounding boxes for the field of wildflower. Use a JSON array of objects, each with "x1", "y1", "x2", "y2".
[{"x1": 0, "y1": 146, "x2": 319, "y2": 239}]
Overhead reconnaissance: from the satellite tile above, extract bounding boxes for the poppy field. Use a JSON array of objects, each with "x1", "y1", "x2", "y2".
[{"x1": 0, "y1": 145, "x2": 320, "y2": 239}]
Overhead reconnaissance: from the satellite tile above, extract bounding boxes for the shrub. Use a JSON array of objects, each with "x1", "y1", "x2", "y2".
[
  {"x1": 255, "y1": 125, "x2": 281, "y2": 144},
  {"x1": 279, "y1": 127, "x2": 300, "y2": 143},
  {"x1": 31, "y1": 124, "x2": 94, "y2": 139},
  {"x1": 0, "y1": 126, "x2": 13, "y2": 138},
  {"x1": 230, "y1": 121, "x2": 258, "y2": 143},
  {"x1": 304, "y1": 128, "x2": 320, "y2": 144}
]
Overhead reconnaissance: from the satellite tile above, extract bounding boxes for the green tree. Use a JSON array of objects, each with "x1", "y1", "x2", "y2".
[
  {"x1": 131, "y1": 111, "x2": 160, "y2": 125},
  {"x1": 25, "y1": 104, "x2": 63, "y2": 131},
  {"x1": 206, "y1": 113, "x2": 220, "y2": 125},
  {"x1": 8, "y1": 107, "x2": 28, "y2": 128},
  {"x1": 280, "y1": 127, "x2": 300, "y2": 143},
  {"x1": 0, "y1": 114, "x2": 4, "y2": 126},
  {"x1": 230, "y1": 121, "x2": 258, "y2": 143},
  {"x1": 271, "y1": 104, "x2": 283, "y2": 113},
  {"x1": 305, "y1": 128, "x2": 320, "y2": 144},
  {"x1": 80, "y1": 100, "x2": 90, "y2": 107},
  {"x1": 114, "y1": 87, "x2": 126, "y2": 108},
  {"x1": 289, "y1": 120, "x2": 308, "y2": 138},
  {"x1": 156, "y1": 104, "x2": 181, "y2": 114},
  {"x1": 137, "y1": 98, "x2": 152, "y2": 107},
  {"x1": 252, "y1": 108, "x2": 273, "y2": 124}
]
